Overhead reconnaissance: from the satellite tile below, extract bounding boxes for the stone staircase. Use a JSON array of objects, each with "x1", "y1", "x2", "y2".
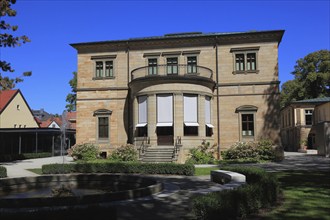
[{"x1": 141, "y1": 146, "x2": 175, "y2": 163}]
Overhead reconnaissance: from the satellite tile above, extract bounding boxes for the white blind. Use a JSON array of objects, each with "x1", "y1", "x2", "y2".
[
  {"x1": 205, "y1": 96, "x2": 211, "y2": 124},
  {"x1": 157, "y1": 94, "x2": 173, "y2": 123},
  {"x1": 184, "y1": 95, "x2": 198, "y2": 123},
  {"x1": 138, "y1": 96, "x2": 147, "y2": 123}
]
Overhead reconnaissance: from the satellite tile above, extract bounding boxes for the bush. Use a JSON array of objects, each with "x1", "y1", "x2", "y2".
[
  {"x1": 0, "y1": 153, "x2": 52, "y2": 162},
  {"x1": 186, "y1": 141, "x2": 216, "y2": 164},
  {"x1": 108, "y1": 144, "x2": 138, "y2": 162},
  {"x1": 0, "y1": 166, "x2": 7, "y2": 178},
  {"x1": 42, "y1": 162, "x2": 195, "y2": 176},
  {"x1": 193, "y1": 167, "x2": 279, "y2": 219},
  {"x1": 221, "y1": 140, "x2": 276, "y2": 162},
  {"x1": 67, "y1": 143, "x2": 100, "y2": 161},
  {"x1": 192, "y1": 166, "x2": 279, "y2": 220}
]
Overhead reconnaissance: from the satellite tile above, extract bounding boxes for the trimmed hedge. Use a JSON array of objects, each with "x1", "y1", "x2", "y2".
[
  {"x1": 0, "y1": 153, "x2": 52, "y2": 162},
  {"x1": 42, "y1": 162, "x2": 195, "y2": 176},
  {"x1": 193, "y1": 166, "x2": 279, "y2": 220},
  {"x1": 0, "y1": 166, "x2": 7, "y2": 178}
]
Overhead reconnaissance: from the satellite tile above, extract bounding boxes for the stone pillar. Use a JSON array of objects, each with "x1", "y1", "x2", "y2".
[
  {"x1": 199, "y1": 94, "x2": 206, "y2": 138},
  {"x1": 174, "y1": 93, "x2": 184, "y2": 141},
  {"x1": 148, "y1": 94, "x2": 157, "y2": 146},
  {"x1": 132, "y1": 96, "x2": 138, "y2": 142}
]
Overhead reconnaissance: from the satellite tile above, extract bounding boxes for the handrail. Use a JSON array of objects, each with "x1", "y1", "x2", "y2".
[
  {"x1": 173, "y1": 136, "x2": 182, "y2": 160},
  {"x1": 131, "y1": 64, "x2": 213, "y2": 80}
]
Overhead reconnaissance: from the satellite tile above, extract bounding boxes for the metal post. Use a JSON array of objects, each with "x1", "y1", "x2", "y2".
[
  {"x1": 19, "y1": 133, "x2": 21, "y2": 154},
  {"x1": 35, "y1": 131, "x2": 38, "y2": 153},
  {"x1": 52, "y1": 135, "x2": 55, "y2": 156}
]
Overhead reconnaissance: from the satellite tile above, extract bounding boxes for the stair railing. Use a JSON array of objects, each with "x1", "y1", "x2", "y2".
[{"x1": 173, "y1": 136, "x2": 182, "y2": 161}]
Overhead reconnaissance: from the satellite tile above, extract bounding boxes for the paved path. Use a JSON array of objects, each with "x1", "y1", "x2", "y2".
[{"x1": 1, "y1": 152, "x2": 329, "y2": 219}]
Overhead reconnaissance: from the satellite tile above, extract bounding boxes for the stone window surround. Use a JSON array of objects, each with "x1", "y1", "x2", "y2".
[
  {"x1": 93, "y1": 109, "x2": 112, "y2": 144},
  {"x1": 91, "y1": 55, "x2": 117, "y2": 80},
  {"x1": 230, "y1": 47, "x2": 260, "y2": 75},
  {"x1": 236, "y1": 105, "x2": 258, "y2": 141}
]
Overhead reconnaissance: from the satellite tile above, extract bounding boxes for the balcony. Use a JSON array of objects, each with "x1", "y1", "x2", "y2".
[{"x1": 131, "y1": 64, "x2": 213, "y2": 80}]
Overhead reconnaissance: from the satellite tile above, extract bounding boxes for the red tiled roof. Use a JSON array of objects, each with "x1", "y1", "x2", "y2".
[{"x1": 0, "y1": 90, "x2": 19, "y2": 112}]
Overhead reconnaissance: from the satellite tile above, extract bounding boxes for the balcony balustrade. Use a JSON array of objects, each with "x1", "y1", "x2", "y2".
[{"x1": 131, "y1": 64, "x2": 213, "y2": 80}]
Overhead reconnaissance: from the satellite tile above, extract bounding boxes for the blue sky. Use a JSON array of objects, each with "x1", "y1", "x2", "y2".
[{"x1": 2, "y1": 0, "x2": 329, "y2": 114}]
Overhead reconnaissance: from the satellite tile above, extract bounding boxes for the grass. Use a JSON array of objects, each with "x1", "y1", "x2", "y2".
[
  {"x1": 254, "y1": 170, "x2": 330, "y2": 220},
  {"x1": 26, "y1": 168, "x2": 42, "y2": 175},
  {"x1": 195, "y1": 167, "x2": 330, "y2": 220}
]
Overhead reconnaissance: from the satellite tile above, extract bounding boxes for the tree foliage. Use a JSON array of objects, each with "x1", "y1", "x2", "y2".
[
  {"x1": 280, "y1": 49, "x2": 330, "y2": 107},
  {"x1": 65, "y1": 71, "x2": 77, "y2": 112},
  {"x1": 0, "y1": 0, "x2": 31, "y2": 90}
]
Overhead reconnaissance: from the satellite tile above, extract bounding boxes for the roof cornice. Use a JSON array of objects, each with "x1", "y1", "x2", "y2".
[{"x1": 70, "y1": 30, "x2": 285, "y2": 53}]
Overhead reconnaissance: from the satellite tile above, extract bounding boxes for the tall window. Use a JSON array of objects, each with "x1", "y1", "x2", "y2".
[
  {"x1": 246, "y1": 53, "x2": 256, "y2": 70},
  {"x1": 236, "y1": 105, "x2": 258, "y2": 140},
  {"x1": 167, "y1": 57, "x2": 178, "y2": 75},
  {"x1": 235, "y1": 54, "x2": 245, "y2": 71},
  {"x1": 148, "y1": 58, "x2": 158, "y2": 75},
  {"x1": 187, "y1": 56, "x2": 197, "y2": 73},
  {"x1": 242, "y1": 114, "x2": 254, "y2": 137},
  {"x1": 184, "y1": 94, "x2": 199, "y2": 136},
  {"x1": 205, "y1": 96, "x2": 213, "y2": 137},
  {"x1": 305, "y1": 110, "x2": 313, "y2": 125},
  {"x1": 136, "y1": 96, "x2": 148, "y2": 137},
  {"x1": 94, "y1": 109, "x2": 112, "y2": 143},
  {"x1": 95, "y1": 60, "x2": 114, "y2": 78},
  {"x1": 98, "y1": 117, "x2": 109, "y2": 139}
]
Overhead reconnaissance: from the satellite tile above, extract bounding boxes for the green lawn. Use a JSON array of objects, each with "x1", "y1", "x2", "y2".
[
  {"x1": 26, "y1": 168, "x2": 42, "y2": 175},
  {"x1": 195, "y1": 167, "x2": 330, "y2": 220},
  {"x1": 255, "y1": 170, "x2": 330, "y2": 220}
]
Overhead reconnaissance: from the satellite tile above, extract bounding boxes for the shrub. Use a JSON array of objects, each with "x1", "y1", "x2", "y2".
[
  {"x1": 0, "y1": 166, "x2": 7, "y2": 178},
  {"x1": 67, "y1": 143, "x2": 100, "y2": 161},
  {"x1": 186, "y1": 141, "x2": 216, "y2": 164},
  {"x1": 108, "y1": 144, "x2": 138, "y2": 162},
  {"x1": 42, "y1": 162, "x2": 195, "y2": 176},
  {"x1": 192, "y1": 166, "x2": 279, "y2": 219},
  {"x1": 221, "y1": 139, "x2": 276, "y2": 162}
]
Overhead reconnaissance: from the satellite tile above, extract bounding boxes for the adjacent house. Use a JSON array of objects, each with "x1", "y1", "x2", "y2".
[
  {"x1": 313, "y1": 99, "x2": 330, "y2": 157},
  {"x1": 0, "y1": 90, "x2": 76, "y2": 156},
  {"x1": 0, "y1": 89, "x2": 39, "y2": 128},
  {"x1": 71, "y1": 30, "x2": 284, "y2": 162},
  {"x1": 280, "y1": 97, "x2": 330, "y2": 154}
]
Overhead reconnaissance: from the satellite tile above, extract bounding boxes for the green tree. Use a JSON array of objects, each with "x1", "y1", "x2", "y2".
[
  {"x1": 66, "y1": 71, "x2": 77, "y2": 112},
  {"x1": 280, "y1": 49, "x2": 330, "y2": 107},
  {"x1": 0, "y1": 0, "x2": 31, "y2": 90}
]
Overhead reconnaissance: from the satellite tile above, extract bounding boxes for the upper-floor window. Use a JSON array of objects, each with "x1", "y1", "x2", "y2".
[
  {"x1": 231, "y1": 47, "x2": 259, "y2": 74},
  {"x1": 148, "y1": 58, "x2": 158, "y2": 75},
  {"x1": 305, "y1": 109, "x2": 313, "y2": 125},
  {"x1": 187, "y1": 56, "x2": 197, "y2": 74},
  {"x1": 91, "y1": 55, "x2": 116, "y2": 79},
  {"x1": 167, "y1": 57, "x2": 178, "y2": 75}
]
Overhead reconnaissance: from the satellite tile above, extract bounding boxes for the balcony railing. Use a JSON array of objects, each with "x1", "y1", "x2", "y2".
[{"x1": 131, "y1": 64, "x2": 213, "y2": 80}]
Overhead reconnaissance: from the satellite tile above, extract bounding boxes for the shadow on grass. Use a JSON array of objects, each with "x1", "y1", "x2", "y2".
[{"x1": 251, "y1": 170, "x2": 330, "y2": 220}]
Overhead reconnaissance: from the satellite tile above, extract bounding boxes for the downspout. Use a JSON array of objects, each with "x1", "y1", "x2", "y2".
[
  {"x1": 126, "y1": 42, "x2": 131, "y2": 144},
  {"x1": 215, "y1": 37, "x2": 220, "y2": 159}
]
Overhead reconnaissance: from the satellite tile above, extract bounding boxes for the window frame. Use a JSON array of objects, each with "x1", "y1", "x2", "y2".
[
  {"x1": 148, "y1": 58, "x2": 158, "y2": 75},
  {"x1": 94, "y1": 109, "x2": 112, "y2": 143},
  {"x1": 305, "y1": 109, "x2": 313, "y2": 126},
  {"x1": 236, "y1": 105, "x2": 258, "y2": 141},
  {"x1": 230, "y1": 47, "x2": 260, "y2": 74},
  {"x1": 187, "y1": 56, "x2": 198, "y2": 74},
  {"x1": 91, "y1": 56, "x2": 116, "y2": 80},
  {"x1": 166, "y1": 57, "x2": 179, "y2": 75}
]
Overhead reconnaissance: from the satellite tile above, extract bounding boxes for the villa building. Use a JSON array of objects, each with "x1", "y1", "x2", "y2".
[{"x1": 70, "y1": 30, "x2": 284, "y2": 162}]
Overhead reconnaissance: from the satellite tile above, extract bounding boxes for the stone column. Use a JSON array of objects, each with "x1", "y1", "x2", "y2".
[
  {"x1": 174, "y1": 93, "x2": 184, "y2": 141},
  {"x1": 199, "y1": 94, "x2": 206, "y2": 138},
  {"x1": 148, "y1": 94, "x2": 157, "y2": 146},
  {"x1": 132, "y1": 96, "x2": 138, "y2": 143}
]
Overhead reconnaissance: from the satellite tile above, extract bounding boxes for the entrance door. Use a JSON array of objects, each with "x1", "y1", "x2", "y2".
[{"x1": 157, "y1": 126, "x2": 174, "y2": 145}]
